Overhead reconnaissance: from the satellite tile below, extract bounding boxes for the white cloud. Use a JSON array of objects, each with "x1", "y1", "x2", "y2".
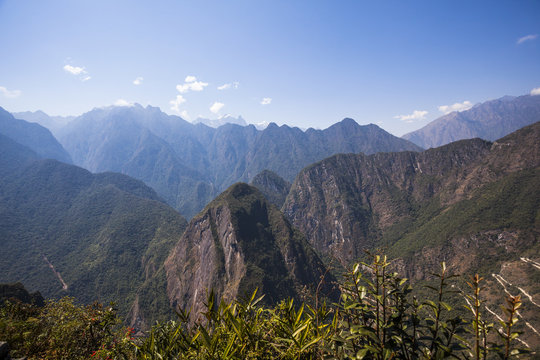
[
  {"x1": 64, "y1": 64, "x2": 91, "y2": 81},
  {"x1": 63, "y1": 64, "x2": 86, "y2": 75},
  {"x1": 169, "y1": 95, "x2": 187, "y2": 113},
  {"x1": 394, "y1": 110, "x2": 428, "y2": 123},
  {"x1": 438, "y1": 100, "x2": 473, "y2": 114},
  {"x1": 133, "y1": 77, "x2": 143, "y2": 85},
  {"x1": 260, "y1": 97, "x2": 272, "y2": 105},
  {"x1": 210, "y1": 102, "x2": 225, "y2": 114},
  {"x1": 217, "y1": 82, "x2": 239, "y2": 90},
  {"x1": 180, "y1": 110, "x2": 190, "y2": 120},
  {"x1": 0, "y1": 86, "x2": 22, "y2": 98},
  {"x1": 517, "y1": 34, "x2": 538, "y2": 45},
  {"x1": 531, "y1": 87, "x2": 540, "y2": 96},
  {"x1": 114, "y1": 99, "x2": 134, "y2": 107},
  {"x1": 176, "y1": 76, "x2": 208, "y2": 93}
]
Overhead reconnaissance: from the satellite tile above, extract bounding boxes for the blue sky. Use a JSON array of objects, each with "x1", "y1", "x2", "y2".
[{"x1": 0, "y1": 0, "x2": 539, "y2": 136}]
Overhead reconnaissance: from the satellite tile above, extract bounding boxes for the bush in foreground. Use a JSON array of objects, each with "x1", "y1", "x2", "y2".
[{"x1": 1, "y1": 254, "x2": 532, "y2": 359}]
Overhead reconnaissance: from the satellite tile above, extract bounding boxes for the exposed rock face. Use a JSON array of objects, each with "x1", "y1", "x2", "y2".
[
  {"x1": 0, "y1": 282, "x2": 44, "y2": 307},
  {"x1": 402, "y1": 94, "x2": 540, "y2": 148},
  {"x1": 164, "y1": 183, "x2": 335, "y2": 321},
  {"x1": 283, "y1": 139, "x2": 492, "y2": 264},
  {"x1": 283, "y1": 122, "x2": 540, "y2": 266},
  {"x1": 284, "y1": 123, "x2": 540, "y2": 351},
  {"x1": 250, "y1": 169, "x2": 291, "y2": 208}
]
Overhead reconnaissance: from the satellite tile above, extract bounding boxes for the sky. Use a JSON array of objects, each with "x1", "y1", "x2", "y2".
[{"x1": 0, "y1": 0, "x2": 539, "y2": 136}]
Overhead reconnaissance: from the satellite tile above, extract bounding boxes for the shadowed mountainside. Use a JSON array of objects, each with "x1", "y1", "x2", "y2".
[
  {"x1": 249, "y1": 169, "x2": 291, "y2": 208},
  {"x1": 0, "y1": 134, "x2": 187, "y2": 319}
]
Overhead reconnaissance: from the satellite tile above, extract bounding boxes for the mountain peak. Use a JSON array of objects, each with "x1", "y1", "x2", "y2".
[
  {"x1": 402, "y1": 94, "x2": 540, "y2": 148},
  {"x1": 340, "y1": 117, "x2": 358, "y2": 125},
  {"x1": 164, "y1": 182, "x2": 336, "y2": 321}
]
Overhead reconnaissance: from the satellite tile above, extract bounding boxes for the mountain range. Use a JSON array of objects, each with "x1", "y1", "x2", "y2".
[
  {"x1": 1, "y1": 94, "x2": 539, "y2": 348},
  {"x1": 283, "y1": 122, "x2": 540, "y2": 349},
  {"x1": 402, "y1": 94, "x2": 540, "y2": 148},
  {"x1": 193, "y1": 114, "x2": 249, "y2": 128},
  {"x1": 28, "y1": 104, "x2": 420, "y2": 218}
]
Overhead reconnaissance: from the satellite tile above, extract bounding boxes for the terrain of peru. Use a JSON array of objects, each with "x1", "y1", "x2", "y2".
[
  {"x1": 0, "y1": 92, "x2": 539, "y2": 359},
  {"x1": 1, "y1": 2, "x2": 540, "y2": 358}
]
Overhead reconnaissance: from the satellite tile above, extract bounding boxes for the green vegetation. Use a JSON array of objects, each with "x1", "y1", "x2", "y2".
[
  {"x1": 1, "y1": 254, "x2": 532, "y2": 359},
  {"x1": 0, "y1": 155, "x2": 187, "y2": 322},
  {"x1": 385, "y1": 168, "x2": 540, "y2": 272},
  {"x1": 0, "y1": 297, "x2": 133, "y2": 359}
]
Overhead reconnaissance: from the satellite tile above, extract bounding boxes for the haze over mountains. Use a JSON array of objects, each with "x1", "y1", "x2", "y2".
[
  {"x1": 1, "y1": 93, "x2": 539, "y2": 348},
  {"x1": 19, "y1": 104, "x2": 420, "y2": 218},
  {"x1": 402, "y1": 94, "x2": 540, "y2": 148},
  {"x1": 0, "y1": 107, "x2": 72, "y2": 164}
]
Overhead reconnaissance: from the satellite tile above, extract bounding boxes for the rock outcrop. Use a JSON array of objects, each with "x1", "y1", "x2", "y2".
[
  {"x1": 164, "y1": 183, "x2": 336, "y2": 322},
  {"x1": 283, "y1": 122, "x2": 540, "y2": 266}
]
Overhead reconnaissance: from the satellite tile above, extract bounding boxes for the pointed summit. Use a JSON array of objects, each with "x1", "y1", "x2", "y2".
[{"x1": 164, "y1": 182, "x2": 336, "y2": 321}]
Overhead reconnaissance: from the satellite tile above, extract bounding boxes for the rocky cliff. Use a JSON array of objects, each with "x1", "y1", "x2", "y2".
[
  {"x1": 163, "y1": 183, "x2": 336, "y2": 323},
  {"x1": 283, "y1": 122, "x2": 540, "y2": 266},
  {"x1": 284, "y1": 122, "x2": 540, "y2": 350}
]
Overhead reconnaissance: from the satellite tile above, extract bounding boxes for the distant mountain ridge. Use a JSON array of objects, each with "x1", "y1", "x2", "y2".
[
  {"x1": 43, "y1": 104, "x2": 421, "y2": 218},
  {"x1": 0, "y1": 107, "x2": 72, "y2": 163},
  {"x1": 402, "y1": 94, "x2": 540, "y2": 148},
  {"x1": 12, "y1": 110, "x2": 75, "y2": 137},
  {"x1": 193, "y1": 114, "x2": 248, "y2": 128}
]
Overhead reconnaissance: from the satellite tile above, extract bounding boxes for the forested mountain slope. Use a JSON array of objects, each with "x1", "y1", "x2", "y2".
[{"x1": 0, "y1": 134, "x2": 187, "y2": 319}]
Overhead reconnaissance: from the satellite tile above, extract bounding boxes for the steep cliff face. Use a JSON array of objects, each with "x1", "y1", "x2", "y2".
[
  {"x1": 284, "y1": 123, "x2": 540, "y2": 350},
  {"x1": 164, "y1": 183, "x2": 335, "y2": 322},
  {"x1": 283, "y1": 138, "x2": 493, "y2": 263},
  {"x1": 283, "y1": 122, "x2": 540, "y2": 266}
]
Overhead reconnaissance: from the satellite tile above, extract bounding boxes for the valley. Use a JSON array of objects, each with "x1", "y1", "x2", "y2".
[{"x1": 0, "y1": 95, "x2": 539, "y2": 356}]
